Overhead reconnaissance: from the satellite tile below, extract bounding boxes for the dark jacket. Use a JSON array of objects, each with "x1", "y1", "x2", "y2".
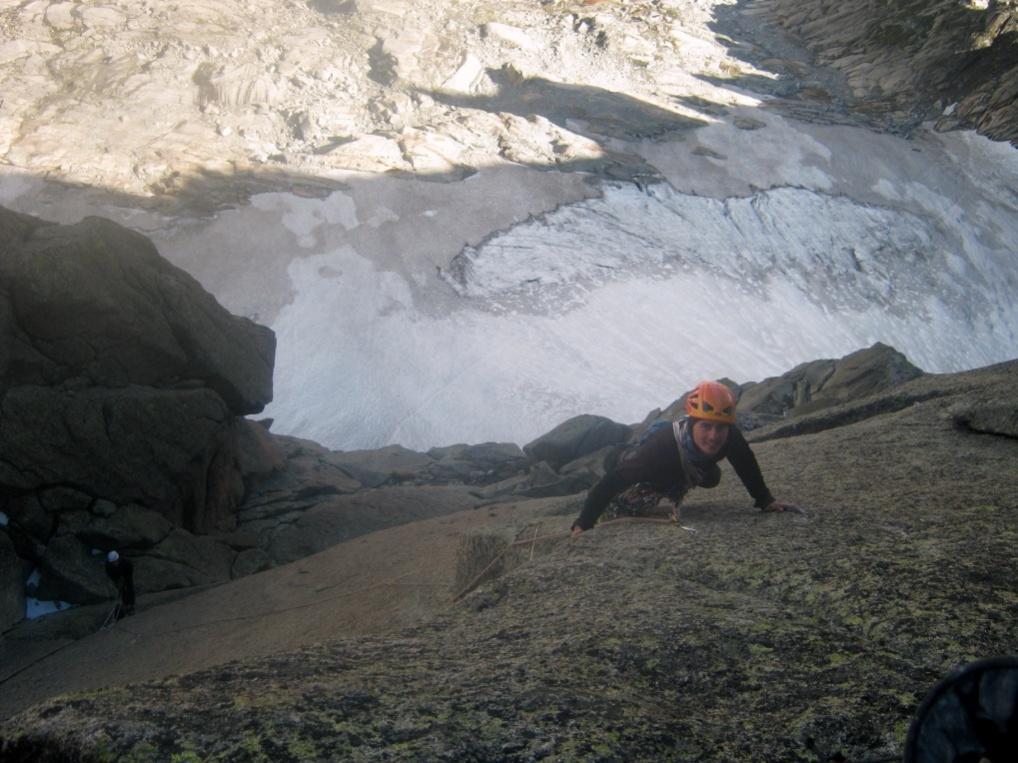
[{"x1": 573, "y1": 422, "x2": 774, "y2": 530}]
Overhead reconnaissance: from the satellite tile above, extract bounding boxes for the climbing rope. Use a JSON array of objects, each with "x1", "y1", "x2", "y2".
[{"x1": 98, "y1": 599, "x2": 122, "y2": 631}]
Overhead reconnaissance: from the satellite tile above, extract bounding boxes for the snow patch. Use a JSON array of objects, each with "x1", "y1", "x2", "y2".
[
  {"x1": 23, "y1": 567, "x2": 76, "y2": 619},
  {"x1": 264, "y1": 183, "x2": 1018, "y2": 451},
  {"x1": 26, "y1": 598, "x2": 75, "y2": 620},
  {"x1": 252, "y1": 191, "x2": 359, "y2": 247}
]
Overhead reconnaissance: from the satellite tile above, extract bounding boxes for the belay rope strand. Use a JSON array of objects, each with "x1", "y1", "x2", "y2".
[{"x1": 99, "y1": 598, "x2": 122, "y2": 631}]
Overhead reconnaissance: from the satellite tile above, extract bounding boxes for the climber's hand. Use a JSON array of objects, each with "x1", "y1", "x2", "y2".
[{"x1": 763, "y1": 500, "x2": 805, "y2": 515}]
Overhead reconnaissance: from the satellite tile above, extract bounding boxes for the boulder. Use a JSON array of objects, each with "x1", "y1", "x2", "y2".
[
  {"x1": 56, "y1": 504, "x2": 174, "y2": 550},
  {"x1": 0, "y1": 208, "x2": 274, "y2": 414},
  {"x1": 511, "y1": 463, "x2": 596, "y2": 499},
  {"x1": 4, "y1": 494, "x2": 52, "y2": 545},
  {"x1": 92, "y1": 500, "x2": 117, "y2": 518},
  {"x1": 238, "y1": 434, "x2": 363, "y2": 528},
  {"x1": 472, "y1": 457, "x2": 602, "y2": 502},
  {"x1": 737, "y1": 359, "x2": 836, "y2": 415},
  {"x1": 0, "y1": 207, "x2": 285, "y2": 600},
  {"x1": 559, "y1": 445, "x2": 617, "y2": 481},
  {"x1": 133, "y1": 529, "x2": 235, "y2": 594},
  {"x1": 37, "y1": 487, "x2": 94, "y2": 514},
  {"x1": 793, "y1": 343, "x2": 923, "y2": 415},
  {"x1": 234, "y1": 419, "x2": 287, "y2": 479},
  {"x1": 950, "y1": 397, "x2": 1018, "y2": 438},
  {"x1": 261, "y1": 486, "x2": 479, "y2": 566},
  {"x1": 232, "y1": 549, "x2": 272, "y2": 579},
  {"x1": 34, "y1": 535, "x2": 113, "y2": 604},
  {"x1": 733, "y1": 344, "x2": 922, "y2": 420},
  {"x1": 215, "y1": 529, "x2": 260, "y2": 551},
  {"x1": 0, "y1": 210, "x2": 285, "y2": 606},
  {"x1": 523, "y1": 414, "x2": 632, "y2": 471}
]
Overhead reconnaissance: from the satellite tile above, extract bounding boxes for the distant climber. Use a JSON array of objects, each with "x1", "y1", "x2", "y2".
[
  {"x1": 105, "y1": 550, "x2": 136, "y2": 617},
  {"x1": 571, "y1": 381, "x2": 800, "y2": 535}
]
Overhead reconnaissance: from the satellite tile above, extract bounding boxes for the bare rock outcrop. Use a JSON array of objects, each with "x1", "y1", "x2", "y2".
[
  {"x1": 737, "y1": 342, "x2": 924, "y2": 419},
  {"x1": 522, "y1": 414, "x2": 632, "y2": 472},
  {"x1": 230, "y1": 433, "x2": 526, "y2": 565},
  {"x1": 0, "y1": 208, "x2": 274, "y2": 412},
  {"x1": 3, "y1": 359, "x2": 1015, "y2": 761},
  {"x1": 0, "y1": 205, "x2": 276, "y2": 618},
  {"x1": 950, "y1": 387, "x2": 1018, "y2": 438},
  {"x1": 753, "y1": 0, "x2": 1018, "y2": 143},
  {"x1": 0, "y1": 203, "x2": 947, "y2": 637},
  {"x1": 633, "y1": 343, "x2": 924, "y2": 435}
]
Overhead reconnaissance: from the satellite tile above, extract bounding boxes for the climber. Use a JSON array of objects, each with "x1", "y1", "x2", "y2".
[
  {"x1": 571, "y1": 380, "x2": 800, "y2": 535},
  {"x1": 105, "y1": 550, "x2": 136, "y2": 617}
]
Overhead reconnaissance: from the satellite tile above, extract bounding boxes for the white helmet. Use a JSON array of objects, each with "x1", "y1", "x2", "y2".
[{"x1": 107, "y1": 550, "x2": 120, "y2": 563}]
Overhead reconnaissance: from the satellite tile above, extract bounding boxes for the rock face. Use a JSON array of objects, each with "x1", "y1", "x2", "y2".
[
  {"x1": 0, "y1": 209, "x2": 274, "y2": 411},
  {"x1": 0, "y1": 206, "x2": 276, "y2": 615},
  {"x1": 427, "y1": 442, "x2": 529, "y2": 484},
  {"x1": 737, "y1": 342, "x2": 924, "y2": 420},
  {"x1": 2, "y1": 359, "x2": 1015, "y2": 762},
  {"x1": 0, "y1": 210, "x2": 932, "y2": 628},
  {"x1": 1, "y1": 0, "x2": 1011, "y2": 216},
  {"x1": 635, "y1": 343, "x2": 924, "y2": 433},
  {"x1": 231, "y1": 433, "x2": 525, "y2": 564},
  {"x1": 950, "y1": 383, "x2": 1018, "y2": 438},
  {"x1": 752, "y1": 0, "x2": 1018, "y2": 143}
]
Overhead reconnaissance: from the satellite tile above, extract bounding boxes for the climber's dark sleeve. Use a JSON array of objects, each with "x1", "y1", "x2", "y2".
[
  {"x1": 574, "y1": 470, "x2": 632, "y2": 530},
  {"x1": 724, "y1": 427, "x2": 775, "y2": 509},
  {"x1": 573, "y1": 426, "x2": 680, "y2": 530}
]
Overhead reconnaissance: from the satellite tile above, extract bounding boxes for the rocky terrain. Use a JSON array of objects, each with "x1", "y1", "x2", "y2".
[
  {"x1": 1, "y1": 0, "x2": 1014, "y2": 213},
  {"x1": 748, "y1": 0, "x2": 1018, "y2": 142},
  {"x1": 0, "y1": 204, "x2": 934, "y2": 634},
  {"x1": 2, "y1": 0, "x2": 1015, "y2": 456},
  {"x1": 1, "y1": 350, "x2": 1016, "y2": 760},
  {"x1": 0, "y1": 204, "x2": 520, "y2": 629},
  {"x1": 1, "y1": 203, "x2": 1016, "y2": 760},
  {"x1": 1, "y1": 0, "x2": 1017, "y2": 759}
]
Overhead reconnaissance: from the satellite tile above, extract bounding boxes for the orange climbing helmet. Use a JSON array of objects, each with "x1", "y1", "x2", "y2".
[{"x1": 685, "y1": 381, "x2": 737, "y2": 424}]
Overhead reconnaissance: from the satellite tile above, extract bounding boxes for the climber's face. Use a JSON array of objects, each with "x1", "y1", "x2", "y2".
[{"x1": 692, "y1": 420, "x2": 729, "y2": 456}]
